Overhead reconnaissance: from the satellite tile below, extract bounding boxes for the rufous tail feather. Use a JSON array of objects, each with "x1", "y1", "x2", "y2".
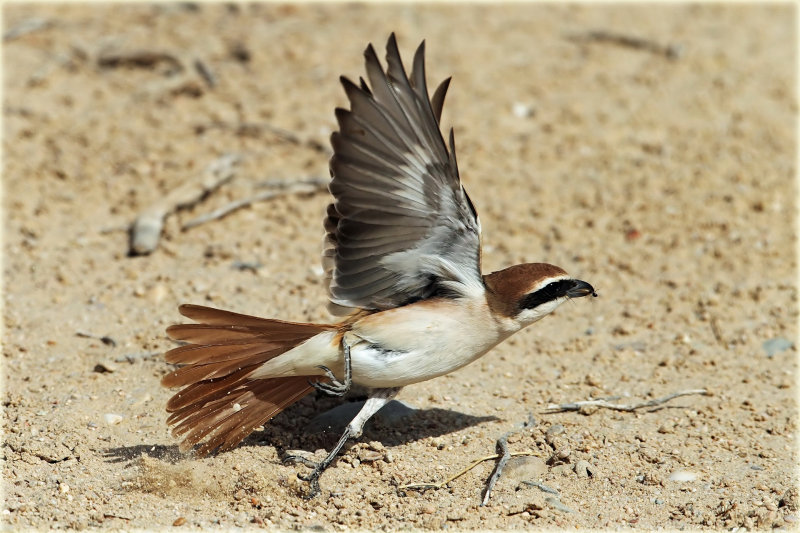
[{"x1": 162, "y1": 304, "x2": 335, "y2": 455}]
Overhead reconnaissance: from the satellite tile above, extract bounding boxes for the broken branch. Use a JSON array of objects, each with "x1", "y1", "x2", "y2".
[
  {"x1": 398, "y1": 451, "x2": 538, "y2": 493},
  {"x1": 181, "y1": 178, "x2": 327, "y2": 230},
  {"x1": 568, "y1": 30, "x2": 683, "y2": 59},
  {"x1": 481, "y1": 414, "x2": 536, "y2": 506},
  {"x1": 129, "y1": 153, "x2": 240, "y2": 255},
  {"x1": 544, "y1": 389, "x2": 709, "y2": 413}
]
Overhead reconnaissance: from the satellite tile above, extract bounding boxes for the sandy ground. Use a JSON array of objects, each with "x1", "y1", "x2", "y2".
[{"x1": 2, "y1": 3, "x2": 798, "y2": 530}]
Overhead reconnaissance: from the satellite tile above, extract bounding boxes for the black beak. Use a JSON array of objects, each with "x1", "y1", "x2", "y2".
[{"x1": 566, "y1": 279, "x2": 597, "y2": 299}]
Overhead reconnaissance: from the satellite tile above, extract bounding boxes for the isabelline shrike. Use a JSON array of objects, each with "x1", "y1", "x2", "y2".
[{"x1": 162, "y1": 33, "x2": 596, "y2": 498}]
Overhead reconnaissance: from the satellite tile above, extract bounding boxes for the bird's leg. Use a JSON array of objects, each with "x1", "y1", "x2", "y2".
[
  {"x1": 310, "y1": 336, "x2": 352, "y2": 397},
  {"x1": 286, "y1": 387, "x2": 400, "y2": 499}
]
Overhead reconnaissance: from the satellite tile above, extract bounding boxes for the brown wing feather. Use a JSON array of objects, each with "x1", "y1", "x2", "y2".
[
  {"x1": 324, "y1": 34, "x2": 482, "y2": 316},
  {"x1": 162, "y1": 304, "x2": 334, "y2": 455}
]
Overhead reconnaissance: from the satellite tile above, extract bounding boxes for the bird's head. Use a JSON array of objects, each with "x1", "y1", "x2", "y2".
[{"x1": 484, "y1": 263, "x2": 597, "y2": 329}]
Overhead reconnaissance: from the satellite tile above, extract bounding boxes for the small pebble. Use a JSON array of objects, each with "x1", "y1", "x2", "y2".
[
  {"x1": 59, "y1": 483, "x2": 69, "y2": 494},
  {"x1": 94, "y1": 361, "x2": 117, "y2": 373},
  {"x1": 574, "y1": 460, "x2": 594, "y2": 478},
  {"x1": 173, "y1": 517, "x2": 186, "y2": 526},
  {"x1": 103, "y1": 413, "x2": 123, "y2": 426},
  {"x1": 512, "y1": 102, "x2": 534, "y2": 118},
  {"x1": 422, "y1": 504, "x2": 435, "y2": 514},
  {"x1": 358, "y1": 451, "x2": 383, "y2": 463},
  {"x1": 763, "y1": 337, "x2": 793, "y2": 357},
  {"x1": 545, "y1": 424, "x2": 565, "y2": 444},
  {"x1": 285, "y1": 449, "x2": 314, "y2": 460},
  {"x1": 669, "y1": 470, "x2": 697, "y2": 482}
]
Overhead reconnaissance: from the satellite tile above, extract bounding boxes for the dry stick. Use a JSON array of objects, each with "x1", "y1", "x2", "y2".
[
  {"x1": 710, "y1": 317, "x2": 725, "y2": 345},
  {"x1": 97, "y1": 49, "x2": 183, "y2": 72},
  {"x1": 481, "y1": 414, "x2": 536, "y2": 506},
  {"x1": 200, "y1": 121, "x2": 327, "y2": 154},
  {"x1": 255, "y1": 176, "x2": 328, "y2": 189},
  {"x1": 398, "y1": 451, "x2": 538, "y2": 493},
  {"x1": 194, "y1": 59, "x2": 216, "y2": 89},
  {"x1": 569, "y1": 30, "x2": 683, "y2": 59},
  {"x1": 181, "y1": 179, "x2": 326, "y2": 230},
  {"x1": 3, "y1": 17, "x2": 50, "y2": 42},
  {"x1": 129, "y1": 153, "x2": 240, "y2": 255},
  {"x1": 544, "y1": 389, "x2": 708, "y2": 413}
]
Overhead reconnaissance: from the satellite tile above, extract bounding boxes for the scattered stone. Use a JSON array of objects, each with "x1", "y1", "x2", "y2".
[
  {"x1": 59, "y1": 483, "x2": 70, "y2": 494},
  {"x1": 669, "y1": 470, "x2": 697, "y2": 482},
  {"x1": 503, "y1": 456, "x2": 547, "y2": 485},
  {"x1": 573, "y1": 459, "x2": 595, "y2": 478},
  {"x1": 103, "y1": 413, "x2": 123, "y2": 426},
  {"x1": 421, "y1": 504, "x2": 435, "y2": 514},
  {"x1": 551, "y1": 464, "x2": 573, "y2": 477},
  {"x1": 358, "y1": 450, "x2": 383, "y2": 463},
  {"x1": 545, "y1": 424, "x2": 565, "y2": 444},
  {"x1": 762, "y1": 337, "x2": 793, "y2": 357},
  {"x1": 512, "y1": 102, "x2": 534, "y2": 118},
  {"x1": 94, "y1": 360, "x2": 118, "y2": 373},
  {"x1": 547, "y1": 448, "x2": 571, "y2": 465},
  {"x1": 779, "y1": 487, "x2": 798, "y2": 511},
  {"x1": 584, "y1": 374, "x2": 602, "y2": 387},
  {"x1": 173, "y1": 517, "x2": 186, "y2": 526}
]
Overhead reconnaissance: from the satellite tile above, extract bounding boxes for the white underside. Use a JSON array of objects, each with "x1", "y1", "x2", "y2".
[{"x1": 250, "y1": 295, "x2": 563, "y2": 388}]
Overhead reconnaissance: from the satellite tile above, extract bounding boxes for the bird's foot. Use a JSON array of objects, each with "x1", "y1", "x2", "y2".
[
  {"x1": 285, "y1": 426, "x2": 354, "y2": 499},
  {"x1": 311, "y1": 365, "x2": 350, "y2": 396},
  {"x1": 310, "y1": 341, "x2": 352, "y2": 397}
]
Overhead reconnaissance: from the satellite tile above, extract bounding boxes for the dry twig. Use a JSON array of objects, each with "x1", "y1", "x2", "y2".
[
  {"x1": 197, "y1": 121, "x2": 327, "y2": 153},
  {"x1": 398, "y1": 451, "x2": 538, "y2": 493},
  {"x1": 399, "y1": 414, "x2": 538, "y2": 506},
  {"x1": 3, "y1": 17, "x2": 51, "y2": 42},
  {"x1": 129, "y1": 153, "x2": 240, "y2": 255},
  {"x1": 481, "y1": 414, "x2": 536, "y2": 506},
  {"x1": 568, "y1": 30, "x2": 683, "y2": 59},
  {"x1": 181, "y1": 178, "x2": 327, "y2": 230},
  {"x1": 193, "y1": 59, "x2": 216, "y2": 88},
  {"x1": 97, "y1": 49, "x2": 183, "y2": 73},
  {"x1": 544, "y1": 389, "x2": 708, "y2": 413}
]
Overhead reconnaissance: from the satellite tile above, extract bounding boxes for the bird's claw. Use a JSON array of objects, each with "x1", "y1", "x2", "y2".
[
  {"x1": 310, "y1": 365, "x2": 350, "y2": 396},
  {"x1": 310, "y1": 341, "x2": 352, "y2": 397}
]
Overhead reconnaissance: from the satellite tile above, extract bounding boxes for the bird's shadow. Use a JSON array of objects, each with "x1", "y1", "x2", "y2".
[{"x1": 104, "y1": 398, "x2": 498, "y2": 465}]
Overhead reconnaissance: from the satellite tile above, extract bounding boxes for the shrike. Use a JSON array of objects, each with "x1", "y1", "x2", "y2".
[{"x1": 162, "y1": 34, "x2": 596, "y2": 498}]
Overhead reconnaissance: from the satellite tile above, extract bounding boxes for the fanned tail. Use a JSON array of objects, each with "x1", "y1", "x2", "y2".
[{"x1": 162, "y1": 304, "x2": 336, "y2": 456}]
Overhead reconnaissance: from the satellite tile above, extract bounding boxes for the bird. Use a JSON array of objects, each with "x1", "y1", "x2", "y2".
[{"x1": 161, "y1": 33, "x2": 596, "y2": 499}]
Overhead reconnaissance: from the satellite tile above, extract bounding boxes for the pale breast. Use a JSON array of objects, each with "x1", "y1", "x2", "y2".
[{"x1": 347, "y1": 298, "x2": 512, "y2": 388}]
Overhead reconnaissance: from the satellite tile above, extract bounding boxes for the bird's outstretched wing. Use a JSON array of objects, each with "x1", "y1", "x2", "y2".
[{"x1": 324, "y1": 33, "x2": 482, "y2": 315}]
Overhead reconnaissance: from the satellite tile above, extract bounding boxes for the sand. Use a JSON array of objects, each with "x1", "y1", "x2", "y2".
[{"x1": 3, "y1": 3, "x2": 797, "y2": 530}]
